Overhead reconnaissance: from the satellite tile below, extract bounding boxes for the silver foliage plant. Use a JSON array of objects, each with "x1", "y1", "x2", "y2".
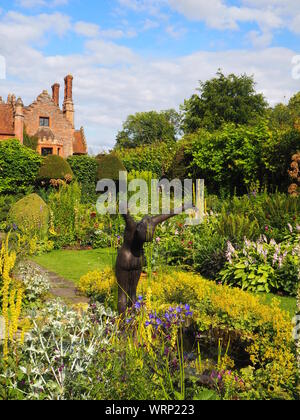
[
  {"x1": 5, "y1": 300, "x2": 117, "y2": 400},
  {"x1": 17, "y1": 262, "x2": 50, "y2": 302}
]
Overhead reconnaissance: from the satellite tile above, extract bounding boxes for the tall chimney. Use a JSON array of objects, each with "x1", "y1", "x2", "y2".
[
  {"x1": 14, "y1": 97, "x2": 24, "y2": 144},
  {"x1": 52, "y1": 83, "x2": 60, "y2": 107},
  {"x1": 63, "y1": 74, "x2": 74, "y2": 128}
]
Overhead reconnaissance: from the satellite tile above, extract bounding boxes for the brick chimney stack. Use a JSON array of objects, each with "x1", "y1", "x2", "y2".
[
  {"x1": 63, "y1": 74, "x2": 74, "y2": 128},
  {"x1": 52, "y1": 83, "x2": 60, "y2": 107},
  {"x1": 14, "y1": 97, "x2": 24, "y2": 144}
]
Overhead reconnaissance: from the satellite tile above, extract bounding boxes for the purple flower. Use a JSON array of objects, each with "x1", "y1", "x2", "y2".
[{"x1": 134, "y1": 302, "x2": 141, "y2": 310}]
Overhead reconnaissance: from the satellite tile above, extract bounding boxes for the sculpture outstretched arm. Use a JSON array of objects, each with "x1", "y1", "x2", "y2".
[
  {"x1": 151, "y1": 203, "x2": 196, "y2": 227},
  {"x1": 122, "y1": 211, "x2": 137, "y2": 230}
]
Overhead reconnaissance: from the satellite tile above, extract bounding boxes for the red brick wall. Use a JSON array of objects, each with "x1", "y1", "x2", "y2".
[{"x1": 23, "y1": 91, "x2": 74, "y2": 158}]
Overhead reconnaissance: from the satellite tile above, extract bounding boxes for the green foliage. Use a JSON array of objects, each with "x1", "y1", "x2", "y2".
[
  {"x1": 96, "y1": 152, "x2": 126, "y2": 181},
  {"x1": 48, "y1": 182, "x2": 81, "y2": 248},
  {"x1": 38, "y1": 155, "x2": 73, "y2": 183},
  {"x1": 219, "y1": 237, "x2": 299, "y2": 296},
  {"x1": 268, "y1": 103, "x2": 292, "y2": 130},
  {"x1": 261, "y1": 128, "x2": 300, "y2": 191},
  {"x1": 181, "y1": 71, "x2": 267, "y2": 134},
  {"x1": 67, "y1": 155, "x2": 98, "y2": 203},
  {"x1": 116, "y1": 109, "x2": 179, "y2": 149},
  {"x1": 7, "y1": 193, "x2": 49, "y2": 238},
  {"x1": 23, "y1": 127, "x2": 38, "y2": 151},
  {"x1": 0, "y1": 139, "x2": 41, "y2": 194},
  {"x1": 0, "y1": 194, "x2": 22, "y2": 224},
  {"x1": 167, "y1": 140, "x2": 193, "y2": 180},
  {"x1": 216, "y1": 211, "x2": 260, "y2": 245},
  {"x1": 190, "y1": 122, "x2": 269, "y2": 194},
  {"x1": 117, "y1": 142, "x2": 178, "y2": 178}
]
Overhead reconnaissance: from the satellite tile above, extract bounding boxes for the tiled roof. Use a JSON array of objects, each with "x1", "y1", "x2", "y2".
[
  {"x1": 73, "y1": 128, "x2": 87, "y2": 154},
  {"x1": 0, "y1": 103, "x2": 14, "y2": 135}
]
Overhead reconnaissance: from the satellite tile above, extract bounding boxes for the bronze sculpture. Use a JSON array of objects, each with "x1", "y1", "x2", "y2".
[{"x1": 116, "y1": 207, "x2": 193, "y2": 314}]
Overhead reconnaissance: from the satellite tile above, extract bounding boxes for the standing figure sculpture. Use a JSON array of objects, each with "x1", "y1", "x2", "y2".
[{"x1": 116, "y1": 207, "x2": 192, "y2": 314}]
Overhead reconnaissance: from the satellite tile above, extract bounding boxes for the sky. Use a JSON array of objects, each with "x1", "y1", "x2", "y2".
[{"x1": 0, "y1": 0, "x2": 300, "y2": 152}]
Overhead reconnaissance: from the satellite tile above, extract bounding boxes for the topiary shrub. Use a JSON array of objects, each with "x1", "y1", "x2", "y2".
[
  {"x1": 96, "y1": 152, "x2": 126, "y2": 181},
  {"x1": 67, "y1": 155, "x2": 98, "y2": 203},
  {"x1": 8, "y1": 193, "x2": 49, "y2": 237},
  {"x1": 0, "y1": 139, "x2": 42, "y2": 194},
  {"x1": 37, "y1": 155, "x2": 73, "y2": 184}
]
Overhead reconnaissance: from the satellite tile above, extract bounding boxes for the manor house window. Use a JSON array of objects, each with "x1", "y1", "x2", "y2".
[{"x1": 40, "y1": 117, "x2": 50, "y2": 127}]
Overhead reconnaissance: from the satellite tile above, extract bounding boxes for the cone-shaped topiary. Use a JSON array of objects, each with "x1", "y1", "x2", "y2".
[
  {"x1": 96, "y1": 152, "x2": 126, "y2": 181},
  {"x1": 37, "y1": 155, "x2": 73, "y2": 183},
  {"x1": 8, "y1": 193, "x2": 49, "y2": 237}
]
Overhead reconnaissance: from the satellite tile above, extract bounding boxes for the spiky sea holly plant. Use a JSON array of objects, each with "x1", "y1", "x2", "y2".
[{"x1": 1, "y1": 300, "x2": 117, "y2": 400}]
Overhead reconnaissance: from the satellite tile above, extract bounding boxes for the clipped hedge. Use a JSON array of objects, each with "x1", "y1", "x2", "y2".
[
  {"x1": 0, "y1": 139, "x2": 42, "y2": 194},
  {"x1": 116, "y1": 142, "x2": 178, "y2": 179},
  {"x1": 8, "y1": 193, "x2": 49, "y2": 237},
  {"x1": 38, "y1": 155, "x2": 73, "y2": 183},
  {"x1": 67, "y1": 155, "x2": 98, "y2": 203}
]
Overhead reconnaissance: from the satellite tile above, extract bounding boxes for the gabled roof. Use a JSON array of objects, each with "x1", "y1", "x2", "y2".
[
  {"x1": 0, "y1": 103, "x2": 14, "y2": 135},
  {"x1": 73, "y1": 127, "x2": 87, "y2": 154}
]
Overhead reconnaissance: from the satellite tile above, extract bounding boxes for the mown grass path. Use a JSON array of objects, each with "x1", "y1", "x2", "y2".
[{"x1": 30, "y1": 261, "x2": 90, "y2": 306}]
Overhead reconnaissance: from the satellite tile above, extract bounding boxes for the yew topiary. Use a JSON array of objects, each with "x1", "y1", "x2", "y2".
[
  {"x1": 8, "y1": 193, "x2": 49, "y2": 237},
  {"x1": 38, "y1": 155, "x2": 73, "y2": 184},
  {"x1": 96, "y1": 153, "x2": 126, "y2": 181}
]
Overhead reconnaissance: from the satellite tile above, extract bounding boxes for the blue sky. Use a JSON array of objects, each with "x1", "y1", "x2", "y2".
[{"x1": 0, "y1": 0, "x2": 300, "y2": 151}]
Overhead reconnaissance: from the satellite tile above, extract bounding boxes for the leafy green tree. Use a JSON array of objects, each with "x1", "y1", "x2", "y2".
[
  {"x1": 268, "y1": 103, "x2": 292, "y2": 130},
  {"x1": 116, "y1": 109, "x2": 179, "y2": 149},
  {"x1": 262, "y1": 128, "x2": 300, "y2": 191},
  {"x1": 181, "y1": 71, "x2": 268, "y2": 133},
  {"x1": 189, "y1": 122, "x2": 270, "y2": 195}
]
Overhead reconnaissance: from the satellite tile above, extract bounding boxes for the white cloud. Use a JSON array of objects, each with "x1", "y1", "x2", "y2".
[
  {"x1": 74, "y1": 21, "x2": 100, "y2": 38},
  {"x1": 0, "y1": 10, "x2": 299, "y2": 152},
  {"x1": 168, "y1": 0, "x2": 282, "y2": 31},
  {"x1": 16, "y1": 0, "x2": 68, "y2": 8}
]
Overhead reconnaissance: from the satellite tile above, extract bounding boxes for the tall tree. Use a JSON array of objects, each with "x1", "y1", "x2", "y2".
[
  {"x1": 181, "y1": 71, "x2": 268, "y2": 134},
  {"x1": 115, "y1": 109, "x2": 179, "y2": 149}
]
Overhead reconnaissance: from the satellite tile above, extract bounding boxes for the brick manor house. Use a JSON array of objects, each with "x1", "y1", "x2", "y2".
[{"x1": 0, "y1": 75, "x2": 87, "y2": 158}]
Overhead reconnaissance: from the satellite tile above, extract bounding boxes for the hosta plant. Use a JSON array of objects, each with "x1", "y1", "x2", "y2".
[{"x1": 219, "y1": 235, "x2": 299, "y2": 296}]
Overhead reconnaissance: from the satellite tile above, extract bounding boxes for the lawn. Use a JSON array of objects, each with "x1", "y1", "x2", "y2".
[
  {"x1": 258, "y1": 293, "x2": 297, "y2": 318},
  {"x1": 32, "y1": 248, "x2": 116, "y2": 284},
  {"x1": 32, "y1": 249, "x2": 297, "y2": 317}
]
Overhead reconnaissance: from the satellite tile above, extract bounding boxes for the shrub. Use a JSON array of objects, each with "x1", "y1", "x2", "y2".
[
  {"x1": 0, "y1": 139, "x2": 41, "y2": 194},
  {"x1": 96, "y1": 152, "x2": 126, "y2": 181},
  {"x1": 78, "y1": 268, "x2": 116, "y2": 304},
  {"x1": 7, "y1": 194, "x2": 49, "y2": 238},
  {"x1": 37, "y1": 155, "x2": 73, "y2": 183},
  {"x1": 137, "y1": 271, "x2": 297, "y2": 400},
  {"x1": 67, "y1": 155, "x2": 98, "y2": 203}
]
